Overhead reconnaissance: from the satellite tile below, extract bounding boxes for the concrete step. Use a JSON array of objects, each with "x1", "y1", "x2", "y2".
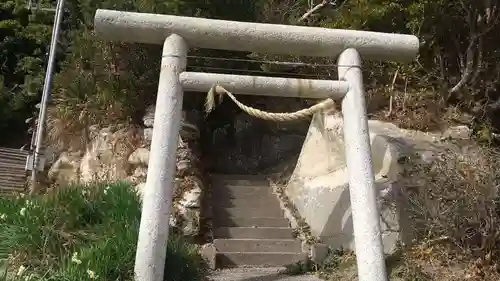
[
  {"x1": 212, "y1": 185, "x2": 273, "y2": 198},
  {"x1": 215, "y1": 197, "x2": 281, "y2": 208},
  {"x1": 215, "y1": 252, "x2": 307, "y2": 268},
  {"x1": 214, "y1": 239, "x2": 302, "y2": 253},
  {"x1": 211, "y1": 174, "x2": 270, "y2": 186},
  {"x1": 213, "y1": 206, "x2": 284, "y2": 218},
  {"x1": 214, "y1": 227, "x2": 295, "y2": 239},
  {"x1": 213, "y1": 216, "x2": 290, "y2": 227}
]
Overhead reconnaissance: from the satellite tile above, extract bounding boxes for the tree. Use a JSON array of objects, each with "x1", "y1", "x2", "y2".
[
  {"x1": 47, "y1": 0, "x2": 263, "y2": 149},
  {"x1": 0, "y1": 1, "x2": 54, "y2": 146}
]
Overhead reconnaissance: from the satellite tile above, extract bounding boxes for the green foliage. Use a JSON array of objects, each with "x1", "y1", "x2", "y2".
[
  {"x1": 256, "y1": 0, "x2": 500, "y2": 133},
  {"x1": 0, "y1": 182, "x2": 205, "y2": 281},
  {"x1": 0, "y1": 2, "x2": 54, "y2": 146},
  {"x1": 283, "y1": 259, "x2": 315, "y2": 275},
  {"x1": 47, "y1": 0, "x2": 262, "y2": 149},
  {"x1": 163, "y1": 235, "x2": 205, "y2": 281},
  {"x1": 3, "y1": 0, "x2": 500, "y2": 147},
  {"x1": 1, "y1": 0, "x2": 261, "y2": 148}
]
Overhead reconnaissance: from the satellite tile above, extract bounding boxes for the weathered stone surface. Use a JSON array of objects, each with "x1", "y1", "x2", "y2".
[
  {"x1": 179, "y1": 207, "x2": 201, "y2": 236},
  {"x1": 79, "y1": 127, "x2": 140, "y2": 183},
  {"x1": 47, "y1": 152, "x2": 82, "y2": 186},
  {"x1": 142, "y1": 106, "x2": 201, "y2": 139},
  {"x1": 173, "y1": 134, "x2": 204, "y2": 236},
  {"x1": 143, "y1": 128, "x2": 153, "y2": 143},
  {"x1": 441, "y1": 125, "x2": 471, "y2": 140},
  {"x1": 177, "y1": 160, "x2": 190, "y2": 175},
  {"x1": 128, "y1": 166, "x2": 148, "y2": 185},
  {"x1": 180, "y1": 186, "x2": 202, "y2": 208},
  {"x1": 128, "y1": 147, "x2": 150, "y2": 166},
  {"x1": 135, "y1": 182, "x2": 146, "y2": 199},
  {"x1": 143, "y1": 105, "x2": 155, "y2": 128},
  {"x1": 48, "y1": 126, "x2": 141, "y2": 186},
  {"x1": 200, "y1": 243, "x2": 217, "y2": 270},
  {"x1": 206, "y1": 111, "x2": 308, "y2": 174},
  {"x1": 48, "y1": 108, "x2": 206, "y2": 237},
  {"x1": 284, "y1": 111, "x2": 472, "y2": 254}
]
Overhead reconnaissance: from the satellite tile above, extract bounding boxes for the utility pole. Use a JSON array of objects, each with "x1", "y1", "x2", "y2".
[{"x1": 29, "y1": 0, "x2": 66, "y2": 194}]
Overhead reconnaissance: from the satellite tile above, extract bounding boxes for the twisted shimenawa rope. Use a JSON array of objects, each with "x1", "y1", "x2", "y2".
[{"x1": 205, "y1": 85, "x2": 336, "y2": 122}]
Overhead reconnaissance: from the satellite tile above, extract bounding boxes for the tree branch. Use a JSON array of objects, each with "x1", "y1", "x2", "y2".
[
  {"x1": 449, "y1": 8, "x2": 479, "y2": 94},
  {"x1": 469, "y1": 35, "x2": 484, "y2": 88},
  {"x1": 385, "y1": 69, "x2": 399, "y2": 117},
  {"x1": 449, "y1": 2, "x2": 499, "y2": 95},
  {"x1": 452, "y1": 36, "x2": 465, "y2": 74},
  {"x1": 300, "y1": 0, "x2": 329, "y2": 21},
  {"x1": 437, "y1": 50, "x2": 448, "y2": 86},
  {"x1": 449, "y1": 36, "x2": 478, "y2": 94}
]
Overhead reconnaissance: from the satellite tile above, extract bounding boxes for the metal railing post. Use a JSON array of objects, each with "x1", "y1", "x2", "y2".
[
  {"x1": 338, "y1": 48, "x2": 388, "y2": 281},
  {"x1": 30, "y1": 0, "x2": 65, "y2": 194},
  {"x1": 134, "y1": 34, "x2": 187, "y2": 281}
]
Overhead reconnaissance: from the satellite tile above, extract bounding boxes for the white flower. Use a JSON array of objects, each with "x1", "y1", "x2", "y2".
[
  {"x1": 71, "y1": 252, "x2": 82, "y2": 264},
  {"x1": 82, "y1": 189, "x2": 88, "y2": 196},
  {"x1": 87, "y1": 269, "x2": 98, "y2": 279},
  {"x1": 17, "y1": 265, "x2": 27, "y2": 276},
  {"x1": 103, "y1": 186, "x2": 110, "y2": 195},
  {"x1": 25, "y1": 200, "x2": 33, "y2": 207},
  {"x1": 20, "y1": 207, "x2": 27, "y2": 216},
  {"x1": 0, "y1": 213, "x2": 6, "y2": 220}
]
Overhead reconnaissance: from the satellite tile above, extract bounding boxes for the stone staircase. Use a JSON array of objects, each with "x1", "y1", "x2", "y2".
[{"x1": 210, "y1": 174, "x2": 307, "y2": 268}]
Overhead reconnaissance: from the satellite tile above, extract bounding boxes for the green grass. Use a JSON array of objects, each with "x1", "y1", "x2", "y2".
[{"x1": 0, "y1": 182, "x2": 205, "y2": 281}]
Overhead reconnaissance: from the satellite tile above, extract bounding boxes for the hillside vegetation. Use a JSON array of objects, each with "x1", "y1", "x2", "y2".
[
  {"x1": 1, "y1": 0, "x2": 500, "y2": 147},
  {"x1": 0, "y1": 182, "x2": 205, "y2": 281}
]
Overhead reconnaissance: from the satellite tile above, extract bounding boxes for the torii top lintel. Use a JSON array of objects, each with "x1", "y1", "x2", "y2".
[{"x1": 94, "y1": 9, "x2": 419, "y2": 62}]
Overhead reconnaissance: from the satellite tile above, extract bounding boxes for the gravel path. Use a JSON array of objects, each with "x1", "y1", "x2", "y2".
[{"x1": 208, "y1": 267, "x2": 323, "y2": 281}]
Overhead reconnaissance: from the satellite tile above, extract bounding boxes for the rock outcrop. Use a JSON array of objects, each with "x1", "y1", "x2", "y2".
[
  {"x1": 283, "y1": 111, "x2": 475, "y2": 254},
  {"x1": 47, "y1": 105, "x2": 205, "y2": 237}
]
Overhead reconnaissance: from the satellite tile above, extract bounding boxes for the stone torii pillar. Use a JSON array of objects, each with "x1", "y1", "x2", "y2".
[{"x1": 93, "y1": 9, "x2": 419, "y2": 281}]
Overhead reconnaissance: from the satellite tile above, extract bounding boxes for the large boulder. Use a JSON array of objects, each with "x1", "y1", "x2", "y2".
[
  {"x1": 128, "y1": 147, "x2": 150, "y2": 166},
  {"x1": 127, "y1": 108, "x2": 206, "y2": 237},
  {"x1": 79, "y1": 127, "x2": 141, "y2": 183},
  {"x1": 284, "y1": 111, "x2": 472, "y2": 253},
  {"x1": 46, "y1": 103, "x2": 207, "y2": 239},
  {"x1": 47, "y1": 151, "x2": 82, "y2": 186},
  {"x1": 142, "y1": 105, "x2": 156, "y2": 128}
]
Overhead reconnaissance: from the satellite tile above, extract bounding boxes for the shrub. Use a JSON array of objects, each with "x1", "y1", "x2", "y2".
[
  {"x1": 400, "y1": 145, "x2": 500, "y2": 279},
  {"x1": 309, "y1": 145, "x2": 500, "y2": 280},
  {"x1": 403, "y1": 146, "x2": 500, "y2": 254},
  {"x1": 0, "y1": 182, "x2": 205, "y2": 281}
]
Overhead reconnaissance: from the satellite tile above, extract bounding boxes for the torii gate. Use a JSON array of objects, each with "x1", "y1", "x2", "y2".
[{"x1": 93, "y1": 9, "x2": 419, "y2": 281}]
